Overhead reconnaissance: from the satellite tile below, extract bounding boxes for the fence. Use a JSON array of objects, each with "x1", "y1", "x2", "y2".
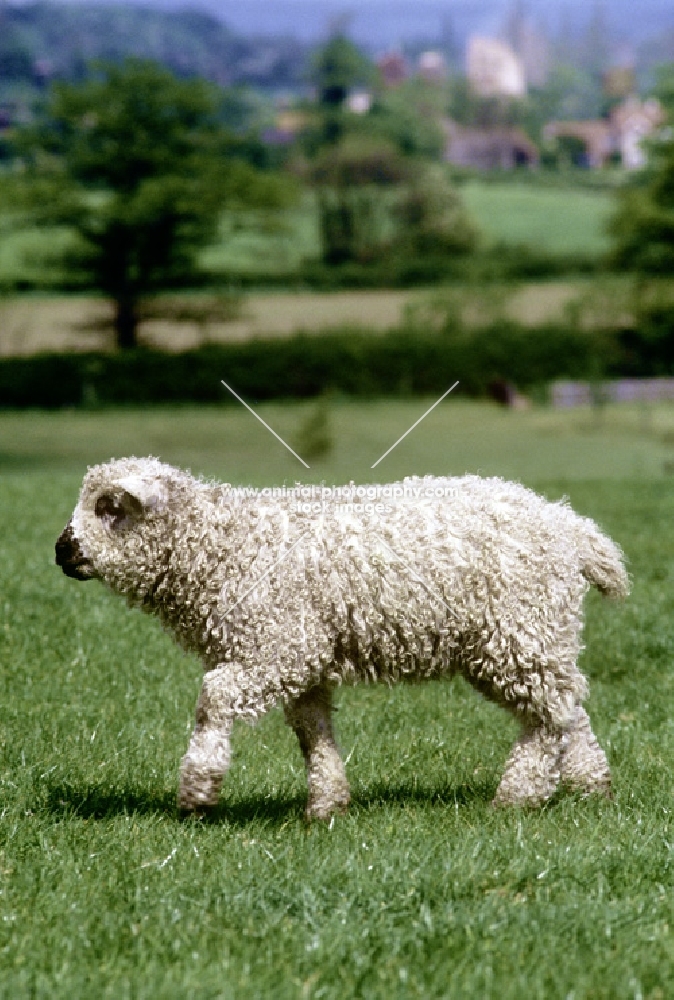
[{"x1": 551, "y1": 379, "x2": 674, "y2": 408}]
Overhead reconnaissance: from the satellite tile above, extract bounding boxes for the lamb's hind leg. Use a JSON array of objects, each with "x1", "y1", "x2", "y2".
[
  {"x1": 492, "y1": 723, "x2": 567, "y2": 807},
  {"x1": 179, "y1": 665, "x2": 233, "y2": 813},
  {"x1": 284, "y1": 682, "x2": 350, "y2": 821},
  {"x1": 559, "y1": 706, "x2": 611, "y2": 797},
  {"x1": 485, "y1": 647, "x2": 590, "y2": 807}
]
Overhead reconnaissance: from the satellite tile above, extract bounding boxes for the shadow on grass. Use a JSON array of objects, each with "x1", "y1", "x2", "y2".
[
  {"x1": 41, "y1": 779, "x2": 307, "y2": 826},
  {"x1": 351, "y1": 777, "x2": 495, "y2": 811},
  {"x1": 42, "y1": 781, "x2": 179, "y2": 820},
  {"x1": 41, "y1": 775, "x2": 495, "y2": 826}
]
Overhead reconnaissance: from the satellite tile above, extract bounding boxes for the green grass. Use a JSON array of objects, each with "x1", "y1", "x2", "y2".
[
  {"x1": 199, "y1": 201, "x2": 319, "y2": 277},
  {"x1": 461, "y1": 180, "x2": 614, "y2": 255},
  {"x1": 0, "y1": 402, "x2": 672, "y2": 997},
  {"x1": 0, "y1": 280, "x2": 623, "y2": 355},
  {"x1": 0, "y1": 178, "x2": 614, "y2": 291},
  {"x1": 0, "y1": 224, "x2": 75, "y2": 290},
  {"x1": 0, "y1": 399, "x2": 673, "y2": 483}
]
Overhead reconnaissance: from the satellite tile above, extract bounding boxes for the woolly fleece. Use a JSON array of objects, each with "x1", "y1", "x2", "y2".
[{"x1": 56, "y1": 457, "x2": 629, "y2": 818}]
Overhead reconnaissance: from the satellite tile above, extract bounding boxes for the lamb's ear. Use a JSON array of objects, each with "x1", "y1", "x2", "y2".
[
  {"x1": 115, "y1": 475, "x2": 169, "y2": 514},
  {"x1": 95, "y1": 491, "x2": 142, "y2": 529}
]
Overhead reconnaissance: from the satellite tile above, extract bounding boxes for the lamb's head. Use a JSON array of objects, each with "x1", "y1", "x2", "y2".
[{"x1": 56, "y1": 457, "x2": 195, "y2": 601}]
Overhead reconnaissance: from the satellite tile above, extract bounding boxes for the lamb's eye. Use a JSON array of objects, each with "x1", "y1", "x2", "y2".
[{"x1": 95, "y1": 494, "x2": 126, "y2": 525}]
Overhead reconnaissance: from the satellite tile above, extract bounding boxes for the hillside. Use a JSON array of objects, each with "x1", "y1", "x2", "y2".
[
  {"x1": 0, "y1": 2, "x2": 307, "y2": 89},
  {"x1": 2, "y1": 0, "x2": 674, "y2": 87}
]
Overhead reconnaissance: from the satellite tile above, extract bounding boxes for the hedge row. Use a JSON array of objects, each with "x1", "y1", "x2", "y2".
[
  {"x1": 0, "y1": 321, "x2": 609, "y2": 409},
  {"x1": 1, "y1": 245, "x2": 602, "y2": 298}
]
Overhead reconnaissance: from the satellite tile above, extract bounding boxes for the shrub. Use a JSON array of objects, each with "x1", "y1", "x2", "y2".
[{"x1": 0, "y1": 320, "x2": 609, "y2": 409}]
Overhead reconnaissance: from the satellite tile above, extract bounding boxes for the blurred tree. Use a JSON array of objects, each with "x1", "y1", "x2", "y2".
[
  {"x1": 582, "y1": 0, "x2": 611, "y2": 83},
  {"x1": 307, "y1": 35, "x2": 376, "y2": 148},
  {"x1": 369, "y1": 79, "x2": 446, "y2": 160},
  {"x1": 309, "y1": 35, "x2": 374, "y2": 108},
  {"x1": 308, "y1": 135, "x2": 477, "y2": 267},
  {"x1": 309, "y1": 136, "x2": 409, "y2": 264},
  {"x1": 0, "y1": 36, "x2": 33, "y2": 83},
  {"x1": 18, "y1": 59, "x2": 290, "y2": 348},
  {"x1": 294, "y1": 393, "x2": 333, "y2": 462},
  {"x1": 607, "y1": 68, "x2": 674, "y2": 372},
  {"x1": 609, "y1": 68, "x2": 674, "y2": 274},
  {"x1": 446, "y1": 64, "x2": 605, "y2": 148},
  {"x1": 392, "y1": 164, "x2": 479, "y2": 258}
]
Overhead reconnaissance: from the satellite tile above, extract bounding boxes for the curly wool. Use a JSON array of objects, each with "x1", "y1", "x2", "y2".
[{"x1": 58, "y1": 457, "x2": 629, "y2": 818}]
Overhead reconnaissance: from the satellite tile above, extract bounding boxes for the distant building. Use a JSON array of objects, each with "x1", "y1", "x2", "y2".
[
  {"x1": 262, "y1": 109, "x2": 311, "y2": 147},
  {"x1": 544, "y1": 97, "x2": 664, "y2": 170},
  {"x1": 504, "y1": 4, "x2": 550, "y2": 89},
  {"x1": 417, "y1": 50, "x2": 448, "y2": 83},
  {"x1": 552, "y1": 379, "x2": 674, "y2": 409},
  {"x1": 444, "y1": 120, "x2": 539, "y2": 170},
  {"x1": 543, "y1": 119, "x2": 613, "y2": 169},
  {"x1": 347, "y1": 90, "x2": 372, "y2": 114},
  {"x1": 612, "y1": 96, "x2": 664, "y2": 170},
  {"x1": 513, "y1": 20, "x2": 550, "y2": 89},
  {"x1": 467, "y1": 36, "x2": 526, "y2": 98},
  {"x1": 603, "y1": 66, "x2": 636, "y2": 101},
  {"x1": 377, "y1": 51, "x2": 409, "y2": 88},
  {"x1": 276, "y1": 110, "x2": 309, "y2": 134}
]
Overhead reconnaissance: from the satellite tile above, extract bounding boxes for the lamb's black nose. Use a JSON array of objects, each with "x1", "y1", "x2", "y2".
[
  {"x1": 55, "y1": 523, "x2": 94, "y2": 580},
  {"x1": 55, "y1": 523, "x2": 76, "y2": 566}
]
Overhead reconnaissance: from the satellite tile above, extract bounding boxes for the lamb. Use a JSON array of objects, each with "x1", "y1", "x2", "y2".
[{"x1": 55, "y1": 457, "x2": 629, "y2": 819}]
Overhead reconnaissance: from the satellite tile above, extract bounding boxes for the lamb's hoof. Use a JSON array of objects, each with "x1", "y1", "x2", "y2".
[
  {"x1": 565, "y1": 779, "x2": 613, "y2": 801},
  {"x1": 178, "y1": 803, "x2": 213, "y2": 819},
  {"x1": 491, "y1": 790, "x2": 551, "y2": 809},
  {"x1": 177, "y1": 794, "x2": 218, "y2": 816},
  {"x1": 305, "y1": 795, "x2": 350, "y2": 823},
  {"x1": 177, "y1": 777, "x2": 222, "y2": 814}
]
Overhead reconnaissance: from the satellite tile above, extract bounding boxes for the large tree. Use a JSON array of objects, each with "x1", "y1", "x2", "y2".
[
  {"x1": 308, "y1": 136, "x2": 477, "y2": 267},
  {"x1": 607, "y1": 69, "x2": 674, "y2": 373},
  {"x1": 609, "y1": 68, "x2": 674, "y2": 275},
  {"x1": 20, "y1": 59, "x2": 287, "y2": 348},
  {"x1": 305, "y1": 35, "x2": 376, "y2": 148},
  {"x1": 309, "y1": 35, "x2": 374, "y2": 109}
]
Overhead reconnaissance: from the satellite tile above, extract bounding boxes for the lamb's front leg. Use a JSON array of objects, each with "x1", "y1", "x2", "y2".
[
  {"x1": 284, "y1": 682, "x2": 350, "y2": 821},
  {"x1": 179, "y1": 665, "x2": 234, "y2": 812}
]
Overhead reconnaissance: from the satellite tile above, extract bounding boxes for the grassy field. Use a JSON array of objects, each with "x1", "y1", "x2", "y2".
[
  {"x1": 201, "y1": 182, "x2": 615, "y2": 272},
  {"x1": 1, "y1": 398, "x2": 673, "y2": 482},
  {"x1": 460, "y1": 180, "x2": 615, "y2": 255},
  {"x1": 0, "y1": 402, "x2": 672, "y2": 997},
  {"x1": 0, "y1": 179, "x2": 614, "y2": 292},
  {"x1": 0, "y1": 278, "x2": 624, "y2": 355}
]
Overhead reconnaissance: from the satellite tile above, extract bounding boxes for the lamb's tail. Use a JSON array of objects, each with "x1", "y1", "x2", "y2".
[{"x1": 577, "y1": 517, "x2": 630, "y2": 598}]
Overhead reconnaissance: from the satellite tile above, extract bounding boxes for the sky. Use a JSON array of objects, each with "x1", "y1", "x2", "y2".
[
  {"x1": 46, "y1": 0, "x2": 502, "y2": 45},
  {"x1": 9, "y1": 0, "x2": 674, "y2": 49}
]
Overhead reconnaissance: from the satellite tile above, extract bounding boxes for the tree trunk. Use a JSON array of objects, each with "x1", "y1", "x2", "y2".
[{"x1": 114, "y1": 297, "x2": 139, "y2": 350}]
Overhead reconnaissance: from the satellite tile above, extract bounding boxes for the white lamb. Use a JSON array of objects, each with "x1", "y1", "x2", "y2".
[{"x1": 55, "y1": 457, "x2": 629, "y2": 819}]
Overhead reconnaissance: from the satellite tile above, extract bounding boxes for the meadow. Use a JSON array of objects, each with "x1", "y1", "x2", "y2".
[
  {"x1": 0, "y1": 278, "x2": 624, "y2": 356},
  {"x1": 0, "y1": 177, "x2": 614, "y2": 292},
  {"x1": 202, "y1": 180, "x2": 616, "y2": 274},
  {"x1": 0, "y1": 400, "x2": 672, "y2": 997},
  {"x1": 460, "y1": 179, "x2": 615, "y2": 256}
]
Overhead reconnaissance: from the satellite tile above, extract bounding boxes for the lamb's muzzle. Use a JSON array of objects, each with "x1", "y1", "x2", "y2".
[{"x1": 55, "y1": 522, "x2": 95, "y2": 580}]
